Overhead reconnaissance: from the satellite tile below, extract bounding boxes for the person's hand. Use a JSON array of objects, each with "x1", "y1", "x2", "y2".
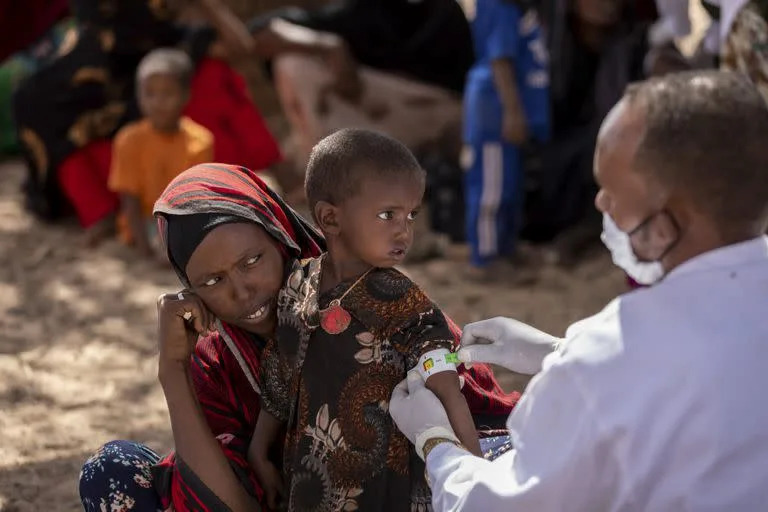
[
  {"x1": 251, "y1": 457, "x2": 284, "y2": 510},
  {"x1": 251, "y1": 23, "x2": 285, "y2": 58},
  {"x1": 502, "y1": 108, "x2": 529, "y2": 145},
  {"x1": 156, "y1": 291, "x2": 216, "y2": 373},
  {"x1": 458, "y1": 317, "x2": 560, "y2": 375},
  {"x1": 198, "y1": 0, "x2": 255, "y2": 57},
  {"x1": 325, "y1": 43, "x2": 363, "y2": 103},
  {"x1": 389, "y1": 371, "x2": 458, "y2": 460}
]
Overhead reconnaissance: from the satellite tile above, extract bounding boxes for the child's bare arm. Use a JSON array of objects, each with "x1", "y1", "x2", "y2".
[
  {"x1": 425, "y1": 371, "x2": 482, "y2": 456},
  {"x1": 248, "y1": 410, "x2": 281, "y2": 463},
  {"x1": 491, "y1": 58, "x2": 528, "y2": 145},
  {"x1": 120, "y1": 194, "x2": 151, "y2": 257},
  {"x1": 248, "y1": 411, "x2": 284, "y2": 509}
]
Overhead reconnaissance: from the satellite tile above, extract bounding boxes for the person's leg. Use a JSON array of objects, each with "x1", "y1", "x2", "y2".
[
  {"x1": 465, "y1": 141, "x2": 517, "y2": 268},
  {"x1": 499, "y1": 142, "x2": 522, "y2": 259},
  {"x1": 80, "y1": 440, "x2": 163, "y2": 512},
  {"x1": 464, "y1": 142, "x2": 484, "y2": 268}
]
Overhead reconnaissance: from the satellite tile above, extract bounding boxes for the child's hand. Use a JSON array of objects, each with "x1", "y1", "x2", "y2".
[
  {"x1": 502, "y1": 108, "x2": 529, "y2": 146},
  {"x1": 252, "y1": 458, "x2": 284, "y2": 510}
]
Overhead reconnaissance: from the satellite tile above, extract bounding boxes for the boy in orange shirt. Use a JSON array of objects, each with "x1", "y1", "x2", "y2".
[{"x1": 109, "y1": 48, "x2": 213, "y2": 259}]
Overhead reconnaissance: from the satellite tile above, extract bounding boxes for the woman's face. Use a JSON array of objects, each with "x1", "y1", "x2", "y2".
[{"x1": 185, "y1": 223, "x2": 285, "y2": 338}]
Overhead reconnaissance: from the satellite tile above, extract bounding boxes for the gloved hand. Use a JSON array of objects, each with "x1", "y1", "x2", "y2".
[
  {"x1": 389, "y1": 371, "x2": 458, "y2": 460},
  {"x1": 458, "y1": 317, "x2": 560, "y2": 375}
]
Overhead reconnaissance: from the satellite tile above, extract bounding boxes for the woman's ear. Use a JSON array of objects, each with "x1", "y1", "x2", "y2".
[{"x1": 314, "y1": 200, "x2": 341, "y2": 235}]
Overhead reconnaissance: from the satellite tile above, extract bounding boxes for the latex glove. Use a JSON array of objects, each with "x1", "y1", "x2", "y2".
[
  {"x1": 390, "y1": 371, "x2": 458, "y2": 460},
  {"x1": 458, "y1": 317, "x2": 560, "y2": 375}
]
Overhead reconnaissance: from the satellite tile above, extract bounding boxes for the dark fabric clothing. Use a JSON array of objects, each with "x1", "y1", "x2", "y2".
[
  {"x1": 80, "y1": 440, "x2": 163, "y2": 512},
  {"x1": 165, "y1": 213, "x2": 252, "y2": 279},
  {"x1": 0, "y1": 0, "x2": 70, "y2": 62},
  {"x1": 154, "y1": 163, "x2": 325, "y2": 287},
  {"x1": 261, "y1": 257, "x2": 519, "y2": 510},
  {"x1": 522, "y1": 2, "x2": 650, "y2": 241},
  {"x1": 249, "y1": 0, "x2": 474, "y2": 94},
  {"x1": 549, "y1": 18, "x2": 649, "y2": 134},
  {"x1": 13, "y1": 0, "x2": 216, "y2": 220}
]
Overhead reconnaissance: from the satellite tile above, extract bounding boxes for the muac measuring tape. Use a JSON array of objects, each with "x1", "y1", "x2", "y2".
[{"x1": 417, "y1": 348, "x2": 460, "y2": 380}]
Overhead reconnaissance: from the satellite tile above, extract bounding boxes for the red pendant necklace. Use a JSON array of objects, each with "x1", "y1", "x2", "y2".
[{"x1": 318, "y1": 267, "x2": 372, "y2": 335}]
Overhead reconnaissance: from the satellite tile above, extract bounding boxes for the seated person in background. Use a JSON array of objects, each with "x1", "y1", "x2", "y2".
[
  {"x1": 109, "y1": 48, "x2": 213, "y2": 260},
  {"x1": 13, "y1": 0, "x2": 281, "y2": 238},
  {"x1": 245, "y1": 0, "x2": 475, "y2": 197},
  {"x1": 522, "y1": 0, "x2": 653, "y2": 263},
  {"x1": 248, "y1": 129, "x2": 482, "y2": 511},
  {"x1": 463, "y1": 0, "x2": 549, "y2": 279}
]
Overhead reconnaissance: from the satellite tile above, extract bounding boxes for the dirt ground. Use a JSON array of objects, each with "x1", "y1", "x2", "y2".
[{"x1": 0, "y1": 157, "x2": 626, "y2": 510}]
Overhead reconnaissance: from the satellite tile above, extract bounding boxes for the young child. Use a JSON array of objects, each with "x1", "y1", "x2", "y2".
[
  {"x1": 109, "y1": 48, "x2": 213, "y2": 259},
  {"x1": 249, "y1": 129, "x2": 482, "y2": 511},
  {"x1": 463, "y1": 0, "x2": 549, "y2": 278}
]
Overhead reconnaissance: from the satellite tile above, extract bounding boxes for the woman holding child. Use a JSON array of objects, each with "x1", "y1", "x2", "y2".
[{"x1": 79, "y1": 160, "x2": 517, "y2": 511}]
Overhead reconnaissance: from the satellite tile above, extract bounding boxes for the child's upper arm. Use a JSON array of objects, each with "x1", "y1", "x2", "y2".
[
  {"x1": 486, "y1": 1, "x2": 521, "y2": 62},
  {"x1": 392, "y1": 306, "x2": 456, "y2": 373},
  {"x1": 108, "y1": 127, "x2": 142, "y2": 196}
]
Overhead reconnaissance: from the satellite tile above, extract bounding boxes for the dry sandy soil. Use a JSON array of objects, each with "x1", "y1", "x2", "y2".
[{"x1": 0, "y1": 157, "x2": 626, "y2": 511}]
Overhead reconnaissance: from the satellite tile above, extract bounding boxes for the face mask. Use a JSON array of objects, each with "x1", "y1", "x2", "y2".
[{"x1": 600, "y1": 213, "x2": 665, "y2": 285}]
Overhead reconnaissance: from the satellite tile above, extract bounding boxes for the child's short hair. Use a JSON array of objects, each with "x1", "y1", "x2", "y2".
[
  {"x1": 305, "y1": 128, "x2": 425, "y2": 212},
  {"x1": 136, "y1": 48, "x2": 193, "y2": 90}
]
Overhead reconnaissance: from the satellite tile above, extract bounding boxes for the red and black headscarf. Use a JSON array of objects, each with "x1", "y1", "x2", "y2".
[{"x1": 154, "y1": 163, "x2": 325, "y2": 286}]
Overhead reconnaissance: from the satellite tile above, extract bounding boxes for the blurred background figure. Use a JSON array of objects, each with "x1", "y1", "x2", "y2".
[
  {"x1": 462, "y1": 0, "x2": 549, "y2": 279},
  {"x1": 11, "y1": 0, "x2": 281, "y2": 243},
  {"x1": 245, "y1": 0, "x2": 475, "y2": 201},
  {"x1": 108, "y1": 49, "x2": 213, "y2": 262},
  {"x1": 521, "y1": 0, "x2": 656, "y2": 264}
]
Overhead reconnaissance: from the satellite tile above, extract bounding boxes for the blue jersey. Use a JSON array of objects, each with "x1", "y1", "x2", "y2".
[{"x1": 464, "y1": 0, "x2": 549, "y2": 143}]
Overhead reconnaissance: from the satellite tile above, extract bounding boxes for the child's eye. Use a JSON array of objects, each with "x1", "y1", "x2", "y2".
[
  {"x1": 245, "y1": 255, "x2": 261, "y2": 266},
  {"x1": 407, "y1": 210, "x2": 419, "y2": 221},
  {"x1": 377, "y1": 211, "x2": 394, "y2": 220}
]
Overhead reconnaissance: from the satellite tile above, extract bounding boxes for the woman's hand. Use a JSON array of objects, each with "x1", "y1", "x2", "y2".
[{"x1": 156, "y1": 291, "x2": 216, "y2": 373}]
